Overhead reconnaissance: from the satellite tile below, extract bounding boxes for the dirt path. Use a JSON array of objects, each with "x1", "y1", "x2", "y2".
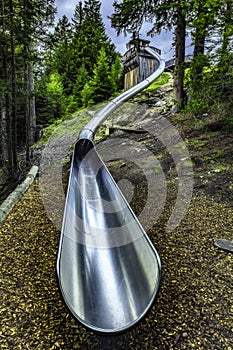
[{"x1": 1, "y1": 82, "x2": 233, "y2": 349}]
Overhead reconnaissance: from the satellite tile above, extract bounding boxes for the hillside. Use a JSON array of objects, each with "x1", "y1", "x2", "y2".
[{"x1": 0, "y1": 74, "x2": 233, "y2": 349}]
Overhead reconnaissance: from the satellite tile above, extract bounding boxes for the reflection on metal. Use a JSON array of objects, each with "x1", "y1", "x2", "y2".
[{"x1": 57, "y1": 47, "x2": 165, "y2": 333}]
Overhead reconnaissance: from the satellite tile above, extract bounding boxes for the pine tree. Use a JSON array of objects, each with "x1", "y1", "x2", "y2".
[
  {"x1": 49, "y1": 0, "x2": 117, "y2": 102},
  {"x1": 188, "y1": 0, "x2": 219, "y2": 86},
  {"x1": 45, "y1": 71, "x2": 66, "y2": 121},
  {"x1": 186, "y1": 0, "x2": 233, "y2": 115},
  {"x1": 90, "y1": 47, "x2": 113, "y2": 103},
  {"x1": 51, "y1": 15, "x2": 74, "y2": 95},
  {"x1": 76, "y1": 0, "x2": 116, "y2": 76},
  {"x1": 72, "y1": 1, "x2": 84, "y2": 31},
  {"x1": 73, "y1": 64, "x2": 89, "y2": 107},
  {"x1": 81, "y1": 48, "x2": 113, "y2": 106},
  {"x1": 173, "y1": 2, "x2": 186, "y2": 111},
  {"x1": 110, "y1": 55, "x2": 124, "y2": 94}
]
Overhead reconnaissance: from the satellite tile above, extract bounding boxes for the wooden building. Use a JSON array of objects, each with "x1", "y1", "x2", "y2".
[{"x1": 122, "y1": 38, "x2": 161, "y2": 90}]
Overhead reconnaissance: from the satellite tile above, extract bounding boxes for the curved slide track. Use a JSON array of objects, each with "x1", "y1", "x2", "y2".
[{"x1": 56, "y1": 47, "x2": 165, "y2": 333}]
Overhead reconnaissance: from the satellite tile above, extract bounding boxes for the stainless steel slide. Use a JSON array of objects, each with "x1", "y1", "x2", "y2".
[{"x1": 57, "y1": 47, "x2": 165, "y2": 333}]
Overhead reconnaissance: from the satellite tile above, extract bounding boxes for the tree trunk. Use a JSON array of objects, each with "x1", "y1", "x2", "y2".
[
  {"x1": 25, "y1": 54, "x2": 36, "y2": 161},
  {"x1": 1, "y1": 0, "x2": 14, "y2": 177},
  {"x1": 173, "y1": 5, "x2": 186, "y2": 112},
  {"x1": 192, "y1": 31, "x2": 206, "y2": 80},
  {"x1": 220, "y1": 0, "x2": 232, "y2": 58},
  {"x1": 0, "y1": 95, "x2": 8, "y2": 166},
  {"x1": 191, "y1": 3, "x2": 207, "y2": 82},
  {"x1": 9, "y1": 0, "x2": 18, "y2": 171},
  {"x1": 0, "y1": 1, "x2": 8, "y2": 165},
  {"x1": 23, "y1": 0, "x2": 36, "y2": 161}
]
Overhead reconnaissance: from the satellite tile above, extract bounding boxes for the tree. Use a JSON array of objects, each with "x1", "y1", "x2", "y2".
[
  {"x1": 188, "y1": 0, "x2": 219, "y2": 86},
  {"x1": 184, "y1": 0, "x2": 233, "y2": 115},
  {"x1": 81, "y1": 82, "x2": 94, "y2": 107},
  {"x1": 72, "y1": 1, "x2": 84, "y2": 30},
  {"x1": 72, "y1": 64, "x2": 89, "y2": 107},
  {"x1": 0, "y1": 0, "x2": 12, "y2": 172},
  {"x1": 20, "y1": 0, "x2": 56, "y2": 160},
  {"x1": 51, "y1": 15, "x2": 74, "y2": 95},
  {"x1": 81, "y1": 48, "x2": 113, "y2": 106},
  {"x1": 217, "y1": 0, "x2": 233, "y2": 63},
  {"x1": 45, "y1": 72, "x2": 66, "y2": 121},
  {"x1": 72, "y1": 0, "x2": 116, "y2": 77},
  {"x1": 110, "y1": 54, "x2": 124, "y2": 94},
  {"x1": 46, "y1": 0, "x2": 118, "y2": 105},
  {"x1": 89, "y1": 47, "x2": 113, "y2": 103},
  {"x1": 9, "y1": 0, "x2": 17, "y2": 170},
  {"x1": 172, "y1": 2, "x2": 186, "y2": 111},
  {"x1": 0, "y1": 0, "x2": 17, "y2": 175}
]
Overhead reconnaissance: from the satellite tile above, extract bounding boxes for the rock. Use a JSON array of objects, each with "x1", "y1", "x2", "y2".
[
  {"x1": 182, "y1": 332, "x2": 188, "y2": 338},
  {"x1": 155, "y1": 100, "x2": 167, "y2": 107}
]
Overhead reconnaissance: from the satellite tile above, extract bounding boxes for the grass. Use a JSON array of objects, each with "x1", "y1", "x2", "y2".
[
  {"x1": 144, "y1": 72, "x2": 170, "y2": 92},
  {"x1": 185, "y1": 139, "x2": 209, "y2": 148}
]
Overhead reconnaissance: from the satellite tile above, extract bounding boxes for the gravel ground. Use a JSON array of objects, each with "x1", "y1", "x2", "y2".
[
  {"x1": 1, "y1": 179, "x2": 233, "y2": 350},
  {"x1": 1, "y1": 86, "x2": 233, "y2": 349}
]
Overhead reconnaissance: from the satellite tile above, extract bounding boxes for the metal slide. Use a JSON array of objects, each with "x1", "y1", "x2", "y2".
[{"x1": 57, "y1": 47, "x2": 165, "y2": 333}]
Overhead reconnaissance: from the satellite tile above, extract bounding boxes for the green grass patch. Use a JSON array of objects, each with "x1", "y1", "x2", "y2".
[
  {"x1": 185, "y1": 139, "x2": 208, "y2": 148},
  {"x1": 210, "y1": 164, "x2": 233, "y2": 172},
  {"x1": 203, "y1": 150, "x2": 224, "y2": 161},
  {"x1": 144, "y1": 72, "x2": 170, "y2": 93}
]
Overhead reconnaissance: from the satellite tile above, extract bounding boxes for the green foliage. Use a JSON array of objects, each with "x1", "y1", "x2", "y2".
[
  {"x1": 81, "y1": 47, "x2": 120, "y2": 107},
  {"x1": 72, "y1": 64, "x2": 89, "y2": 107},
  {"x1": 35, "y1": 71, "x2": 66, "y2": 124},
  {"x1": 185, "y1": 50, "x2": 233, "y2": 119},
  {"x1": 110, "y1": 55, "x2": 124, "y2": 94},
  {"x1": 67, "y1": 0, "x2": 116, "y2": 86},
  {"x1": 183, "y1": 0, "x2": 233, "y2": 119},
  {"x1": 89, "y1": 47, "x2": 113, "y2": 103},
  {"x1": 185, "y1": 139, "x2": 208, "y2": 149},
  {"x1": 45, "y1": 72, "x2": 66, "y2": 121},
  {"x1": 81, "y1": 83, "x2": 95, "y2": 107}
]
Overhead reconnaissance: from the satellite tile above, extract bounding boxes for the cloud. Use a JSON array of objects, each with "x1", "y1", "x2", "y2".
[{"x1": 55, "y1": 0, "x2": 75, "y2": 19}]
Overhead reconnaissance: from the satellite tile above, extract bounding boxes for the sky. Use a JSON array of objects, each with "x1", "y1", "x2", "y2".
[{"x1": 54, "y1": 0, "x2": 175, "y2": 59}]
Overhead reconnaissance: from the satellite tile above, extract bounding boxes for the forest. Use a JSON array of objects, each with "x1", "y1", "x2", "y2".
[
  {"x1": 0, "y1": 0, "x2": 123, "y2": 197},
  {"x1": 0, "y1": 0, "x2": 232, "y2": 199}
]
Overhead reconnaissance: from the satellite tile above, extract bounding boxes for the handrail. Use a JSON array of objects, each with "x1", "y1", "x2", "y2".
[{"x1": 79, "y1": 47, "x2": 165, "y2": 140}]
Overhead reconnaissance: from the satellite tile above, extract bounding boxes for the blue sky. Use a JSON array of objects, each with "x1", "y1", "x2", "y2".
[{"x1": 54, "y1": 0, "x2": 175, "y2": 59}]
